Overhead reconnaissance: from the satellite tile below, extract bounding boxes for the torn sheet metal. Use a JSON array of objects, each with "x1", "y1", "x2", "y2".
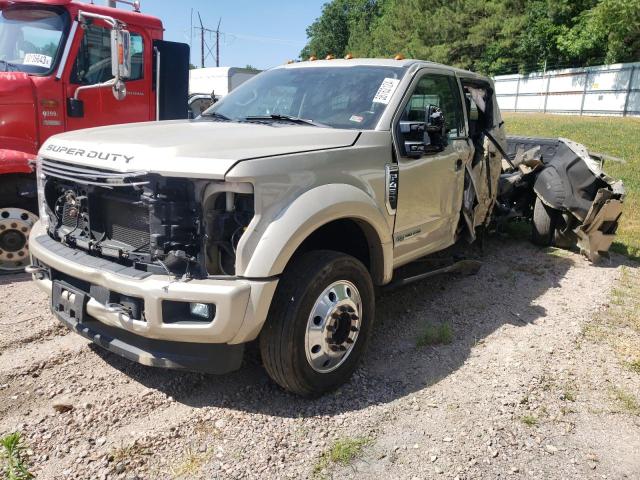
[
  {"x1": 576, "y1": 188, "x2": 624, "y2": 261},
  {"x1": 496, "y1": 136, "x2": 625, "y2": 261}
]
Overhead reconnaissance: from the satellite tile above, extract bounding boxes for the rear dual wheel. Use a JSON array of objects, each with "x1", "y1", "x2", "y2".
[{"x1": 259, "y1": 250, "x2": 374, "y2": 397}]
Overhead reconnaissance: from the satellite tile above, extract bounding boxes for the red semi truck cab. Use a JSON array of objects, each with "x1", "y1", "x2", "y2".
[{"x1": 0, "y1": 0, "x2": 189, "y2": 271}]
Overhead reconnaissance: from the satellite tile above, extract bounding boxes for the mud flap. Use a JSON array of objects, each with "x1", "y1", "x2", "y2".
[{"x1": 576, "y1": 188, "x2": 623, "y2": 261}]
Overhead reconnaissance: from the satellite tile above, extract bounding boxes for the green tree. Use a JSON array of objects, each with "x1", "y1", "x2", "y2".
[
  {"x1": 301, "y1": 0, "x2": 640, "y2": 74},
  {"x1": 557, "y1": 0, "x2": 640, "y2": 65},
  {"x1": 301, "y1": 0, "x2": 352, "y2": 59},
  {"x1": 300, "y1": 0, "x2": 386, "y2": 59}
]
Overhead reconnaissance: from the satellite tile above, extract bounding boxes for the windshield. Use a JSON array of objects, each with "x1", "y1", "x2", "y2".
[
  {"x1": 0, "y1": 6, "x2": 68, "y2": 74},
  {"x1": 204, "y1": 65, "x2": 408, "y2": 130}
]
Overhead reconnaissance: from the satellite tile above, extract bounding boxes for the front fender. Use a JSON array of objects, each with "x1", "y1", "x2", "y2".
[
  {"x1": 240, "y1": 184, "x2": 393, "y2": 283},
  {"x1": 0, "y1": 149, "x2": 35, "y2": 174}
]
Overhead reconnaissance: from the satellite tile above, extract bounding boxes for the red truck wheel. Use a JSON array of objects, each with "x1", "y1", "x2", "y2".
[{"x1": 0, "y1": 208, "x2": 38, "y2": 273}]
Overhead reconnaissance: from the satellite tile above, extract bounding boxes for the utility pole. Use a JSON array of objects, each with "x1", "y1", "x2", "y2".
[
  {"x1": 198, "y1": 12, "x2": 205, "y2": 68},
  {"x1": 194, "y1": 14, "x2": 222, "y2": 68},
  {"x1": 216, "y1": 18, "x2": 221, "y2": 67}
]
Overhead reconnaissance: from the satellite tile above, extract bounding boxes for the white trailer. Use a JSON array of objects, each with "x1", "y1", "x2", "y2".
[{"x1": 188, "y1": 67, "x2": 260, "y2": 117}]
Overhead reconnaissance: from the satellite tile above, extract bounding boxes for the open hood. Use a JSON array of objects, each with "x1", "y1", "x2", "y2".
[{"x1": 39, "y1": 120, "x2": 361, "y2": 179}]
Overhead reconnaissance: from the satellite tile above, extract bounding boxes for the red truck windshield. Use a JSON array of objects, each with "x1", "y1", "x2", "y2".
[{"x1": 0, "y1": 6, "x2": 68, "y2": 75}]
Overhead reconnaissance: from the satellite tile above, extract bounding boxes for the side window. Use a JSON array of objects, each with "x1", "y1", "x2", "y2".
[
  {"x1": 401, "y1": 74, "x2": 465, "y2": 138},
  {"x1": 130, "y1": 33, "x2": 144, "y2": 80},
  {"x1": 71, "y1": 25, "x2": 144, "y2": 85}
]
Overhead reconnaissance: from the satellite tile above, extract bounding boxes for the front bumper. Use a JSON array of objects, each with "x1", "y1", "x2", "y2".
[{"x1": 28, "y1": 222, "x2": 278, "y2": 370}]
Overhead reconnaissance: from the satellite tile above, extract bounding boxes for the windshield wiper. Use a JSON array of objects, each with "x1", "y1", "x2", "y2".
[
  {"x1": 0, "y1": 60, "x2": 19, "y2": 72},
  {"x1": 243, "y1": 114, "x2": 327, "y2": 127},
  {"x1": 199, "y1": 111, "x2": 232, "y2": 121}
]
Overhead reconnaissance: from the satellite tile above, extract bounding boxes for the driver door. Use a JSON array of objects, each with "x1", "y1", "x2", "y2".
[
  {"x1": 65, "y1": 24, "x2": 150, "y2": 131},
  {"x1": 393, "y1": 70, "x2": 471, "y2": 265}
]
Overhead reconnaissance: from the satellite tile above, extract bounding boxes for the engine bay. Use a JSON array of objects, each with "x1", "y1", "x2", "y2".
[{"x1": 41, "y1": 160, "x2": 254, "y2": 278}]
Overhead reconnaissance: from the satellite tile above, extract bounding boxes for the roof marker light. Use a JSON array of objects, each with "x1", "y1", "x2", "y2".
[
  {"x1": 394, "y1": 54, "x2": 405, "y2": 60},
  {"x1": 344, "y1": 53, "x2": 354, "y2": 60},
  {"x1": 325, "y1": 54, "x2": 335, "y2": 60}
]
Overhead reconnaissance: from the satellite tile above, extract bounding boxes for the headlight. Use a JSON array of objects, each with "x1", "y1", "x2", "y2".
[{"x1": 35, "y1": 157, "x2": 50, "y2": 229}]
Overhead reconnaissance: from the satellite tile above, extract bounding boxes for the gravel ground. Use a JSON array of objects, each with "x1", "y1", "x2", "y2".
[{"x1": 1, "y1": 235, "x2": 639, "y2": 479}]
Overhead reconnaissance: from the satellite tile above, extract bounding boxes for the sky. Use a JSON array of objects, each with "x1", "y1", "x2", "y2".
[{"x1": 140, "y1": 0, "x2": 327, "y2": 70}]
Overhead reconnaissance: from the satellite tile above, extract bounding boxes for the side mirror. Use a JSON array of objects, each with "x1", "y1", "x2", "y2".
[
  {"x1": 67, "y1": 98, "x2": 84, "y2": 118},
  {"x1": 400, "y1": 104, "x2": 447, "y2": 158},
  {"x1": 424, "y1": 104, "x2": 447, "y2": 153},
  {"x1": 111, "y1": 28, "x2": 131, "y2": 100}
]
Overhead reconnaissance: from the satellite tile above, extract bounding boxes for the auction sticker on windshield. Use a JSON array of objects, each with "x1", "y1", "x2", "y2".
[
  {"x1": 23, "y1": 53, "x2": 52, "y2": 68},
  {"x1": 373, "y1": 78, "x2": 400, "y2": 104}
]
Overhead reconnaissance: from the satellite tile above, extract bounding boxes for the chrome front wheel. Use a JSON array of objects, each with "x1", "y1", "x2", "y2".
[{"x1": 305, "y1": 280, "x2": 362, "y2": 373}]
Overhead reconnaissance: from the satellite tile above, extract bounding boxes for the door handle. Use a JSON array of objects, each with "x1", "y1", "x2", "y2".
[{"x1": 455, "y1": 158, "x2": 463, "y2": 171}]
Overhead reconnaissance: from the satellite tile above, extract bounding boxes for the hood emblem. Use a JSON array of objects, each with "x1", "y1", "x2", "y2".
[{"x1": 45, "y1": 144, "x2": 134, "y2": 163}]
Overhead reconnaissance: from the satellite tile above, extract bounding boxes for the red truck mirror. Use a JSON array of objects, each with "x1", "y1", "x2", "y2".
[
  {"x1": 111, "y1": 28, "x2": 131, "y2": 80},
  {"x1": 71, "y1": 11, "x2": 131, "y2": 110},
  {"x1": 111, "y1": 28, "x2": 131, "y2": 100}
]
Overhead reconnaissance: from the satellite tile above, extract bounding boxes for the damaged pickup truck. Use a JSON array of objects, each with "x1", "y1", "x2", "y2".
[{"x1": 27, "y1": 59, "x2": 624, "y2": 396}]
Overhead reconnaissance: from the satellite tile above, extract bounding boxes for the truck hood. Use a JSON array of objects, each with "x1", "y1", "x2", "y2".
[
  {"x1": 40, "y1": 120, "x2": 361, "y2": 179},
  {"x1": 0, "y1": 72, "x2": 38, "y2": 155}
]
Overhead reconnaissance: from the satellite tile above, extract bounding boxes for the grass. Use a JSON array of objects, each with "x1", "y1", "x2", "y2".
[
  {"x1": 170, "y1": 447, "x2": 212, "y2": 479},
  {"x1": 313, "y1": 437, "x2": 370, "y2": 477},
  {"x1": 109, "y1": 441, "x2": 151, "y2": 467},
  {"x1": 562, "y1": 388, "x2": 577, "y2": 402},
  {"x1": 0, "y1": 432, "x2": 34, "y2": 480},
  {"x1": 521, "y1": 415, "x2": 538, "y2": 427},
  {"x1": 611, "y1": 387, "x2": 640, "y2": 415},
  {"x1": 581, "y1": 264, "x2": 640, "y2": 379},
  {"x1": 416, "y1": 322, "x2": 453, "y2": 346},
  {"x1": 504, "y1": 113, "x2": 640, "y2": 261}
]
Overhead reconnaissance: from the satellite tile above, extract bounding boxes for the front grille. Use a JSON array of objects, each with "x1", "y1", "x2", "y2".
[
  {"x1": 41, "y1": 158, "x2": 149, "y2": 187},
  {"x1": 43, "y1": 159, "x2": 152, "y2": 255},
  {"x1": 43, "y1": 163, "x2": 200, "y2": 270}
]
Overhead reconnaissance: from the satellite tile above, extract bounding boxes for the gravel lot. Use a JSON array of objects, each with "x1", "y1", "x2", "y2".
[{"x1": 1, "y1": 235, "x2": 639, "y2": 479}]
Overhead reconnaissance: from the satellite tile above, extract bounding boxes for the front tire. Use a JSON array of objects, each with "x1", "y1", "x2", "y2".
[{"x1": 259, "y1": 250, "x2": 375, "y2": 397}]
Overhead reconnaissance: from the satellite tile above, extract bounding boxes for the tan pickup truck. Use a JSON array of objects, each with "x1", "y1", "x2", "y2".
[{"x1": 27, "y1": 59, "x2": 624, "y2": 396}]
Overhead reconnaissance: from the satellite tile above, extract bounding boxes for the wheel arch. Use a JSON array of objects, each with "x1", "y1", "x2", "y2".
[{"x1": 239, "y1": 184, "x2": 393, "y2": 285}]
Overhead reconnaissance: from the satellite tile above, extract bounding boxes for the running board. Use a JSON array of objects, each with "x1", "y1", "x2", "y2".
[{"x1": 385, "y1": 259, "x2": 482, "y2": 290}]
